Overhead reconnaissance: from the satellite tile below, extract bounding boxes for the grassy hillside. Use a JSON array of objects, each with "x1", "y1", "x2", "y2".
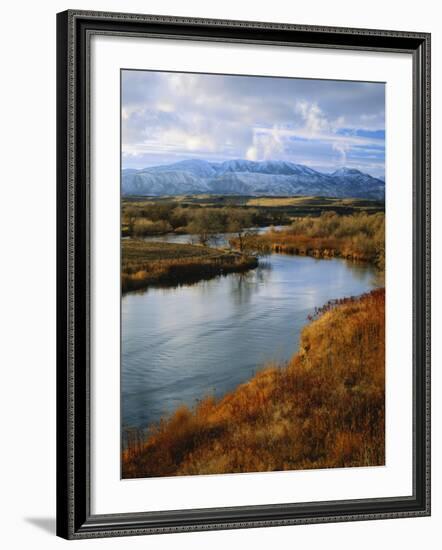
[
  {"x1": 122, "y1": 288, "x2": 385, "y2": 477},
  {"x1": 246, "y1": 195, "x2": 383, "y2": 210},
  {"x1": 122, "y1": 239, "x2": 258, "y2": 292}
]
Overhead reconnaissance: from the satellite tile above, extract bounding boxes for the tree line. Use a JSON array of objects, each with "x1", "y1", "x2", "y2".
[{"x1": 123, "y1": 202, "x2": 261, "y2": 249}]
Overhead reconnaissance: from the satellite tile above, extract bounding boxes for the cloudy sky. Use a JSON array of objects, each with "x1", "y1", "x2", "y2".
[{"x1": 122, "y1": 70, "x2": 385, "y2": 178}]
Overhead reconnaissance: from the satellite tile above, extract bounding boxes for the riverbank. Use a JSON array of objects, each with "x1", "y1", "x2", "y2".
[
  {"x1": 122, "y1": 288, "x2": 385, "y2": 478},
  {"x1": 231, "y1": 211, "x2": 385, "y2": 269},
  {"x1": 122, "y1": 239, "x2": 258, "y2": 292}
]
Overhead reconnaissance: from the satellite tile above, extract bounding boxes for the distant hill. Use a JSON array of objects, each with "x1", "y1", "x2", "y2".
[{"x1": 122, "y1": 159, "x2": 385, "y2": 201}]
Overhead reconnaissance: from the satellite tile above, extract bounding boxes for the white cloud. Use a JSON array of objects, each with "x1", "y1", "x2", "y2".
[
  {"x1": 246, "y1": 126, "x2": 284, "y2": 161},
  {"x1": 332, "y1": 142, "x2": 351, "y2": 165},
  {"x1": 295, "y1": 101, "x2": 331, "y2": 137},
  {"x1": 121, "y1": 70, "x2": 385, "y2": 177}
]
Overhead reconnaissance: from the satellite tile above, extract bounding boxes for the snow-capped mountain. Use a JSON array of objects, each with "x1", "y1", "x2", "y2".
[{"x1": 122, "y1": 159, "x2": 385, "y2": 200}]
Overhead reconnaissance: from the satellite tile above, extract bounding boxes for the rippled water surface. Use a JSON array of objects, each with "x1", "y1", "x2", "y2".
[{"x1": 122, "y1": 234, "x2": 378, "y2": 430}]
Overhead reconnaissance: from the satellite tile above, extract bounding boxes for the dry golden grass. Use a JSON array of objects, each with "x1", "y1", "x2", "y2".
[
  {"x1": 246, "y1": 196, "x2": 382, "y2": 209},
  {"x1": 122, "y1": 239, "x2": 258, "y2": 292},
  {"x1": 232, "y1": 211, "x2": 385, "y2": 269},
  {"x1": 247, "y1": 196, "x2": 318, "y2": 207},
  {"x1": 122, "y1": 288, "x2": 385, "y2": 477}
]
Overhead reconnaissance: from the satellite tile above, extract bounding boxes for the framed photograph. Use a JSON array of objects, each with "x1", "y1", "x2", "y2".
[{"x1": 56, "y1": 10, "x2": 431, "y2": 539}]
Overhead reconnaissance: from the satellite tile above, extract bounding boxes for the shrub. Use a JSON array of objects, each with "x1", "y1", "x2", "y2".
[{"x1": 233, "y1": 211, "x2": 385, "y2": 270}]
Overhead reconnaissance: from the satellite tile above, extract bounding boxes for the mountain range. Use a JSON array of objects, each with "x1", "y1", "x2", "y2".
[{"x1": 122, "y1": 159, "x2": 385, "y2": 201}]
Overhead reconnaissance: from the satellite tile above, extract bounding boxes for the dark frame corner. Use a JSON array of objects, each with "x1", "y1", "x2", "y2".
[{"x1": 56, "y1": 9, "x2": 431, "y2": 540}]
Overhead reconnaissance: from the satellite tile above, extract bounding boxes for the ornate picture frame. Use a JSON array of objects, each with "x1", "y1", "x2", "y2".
[{"x1": 56, "y1": 10, "x2": 430, "y2": 539}]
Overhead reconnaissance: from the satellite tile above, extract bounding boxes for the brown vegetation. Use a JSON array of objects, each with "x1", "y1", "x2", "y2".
[
  {"x1": 122, "y1": 194, "x2": 385, "y2": 238},
  {"x1": 122, "y1": 288, "x2": 385, "y2": 477},
  {"x1": 122, "y1": 200, "x2": 264, "y2": 238},
  {"x1": 231, "y1": 211, "x2": 385, "y2": 270},
  {"x1": 122, "y1": 239, "x2": 258, "y2": 292},
  {"x1": 246, "y1": 195, "x2": 382, "y2": 211}
]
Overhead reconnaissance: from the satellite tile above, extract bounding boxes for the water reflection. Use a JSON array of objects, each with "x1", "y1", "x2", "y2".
[{"x1": 227, "y1": 263, "x2": 272, "y2": 307}]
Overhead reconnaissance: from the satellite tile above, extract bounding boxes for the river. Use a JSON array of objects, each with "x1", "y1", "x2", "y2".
[{"x1": 122, "y1": 229, "x2": 378, "y2": 431}]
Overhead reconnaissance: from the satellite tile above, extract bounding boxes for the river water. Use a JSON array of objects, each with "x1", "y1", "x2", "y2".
[{"x1": 122, "y1": 230, "x2": 378, "y2": 430}]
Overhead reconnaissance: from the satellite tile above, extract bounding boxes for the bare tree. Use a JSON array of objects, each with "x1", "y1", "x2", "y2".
[
  {"x1": 225, "y1": 208, "x2": 254, "y2": 252},
  {"x1": 187, "y1": 209, "x2": 225, "y2": 246}
]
